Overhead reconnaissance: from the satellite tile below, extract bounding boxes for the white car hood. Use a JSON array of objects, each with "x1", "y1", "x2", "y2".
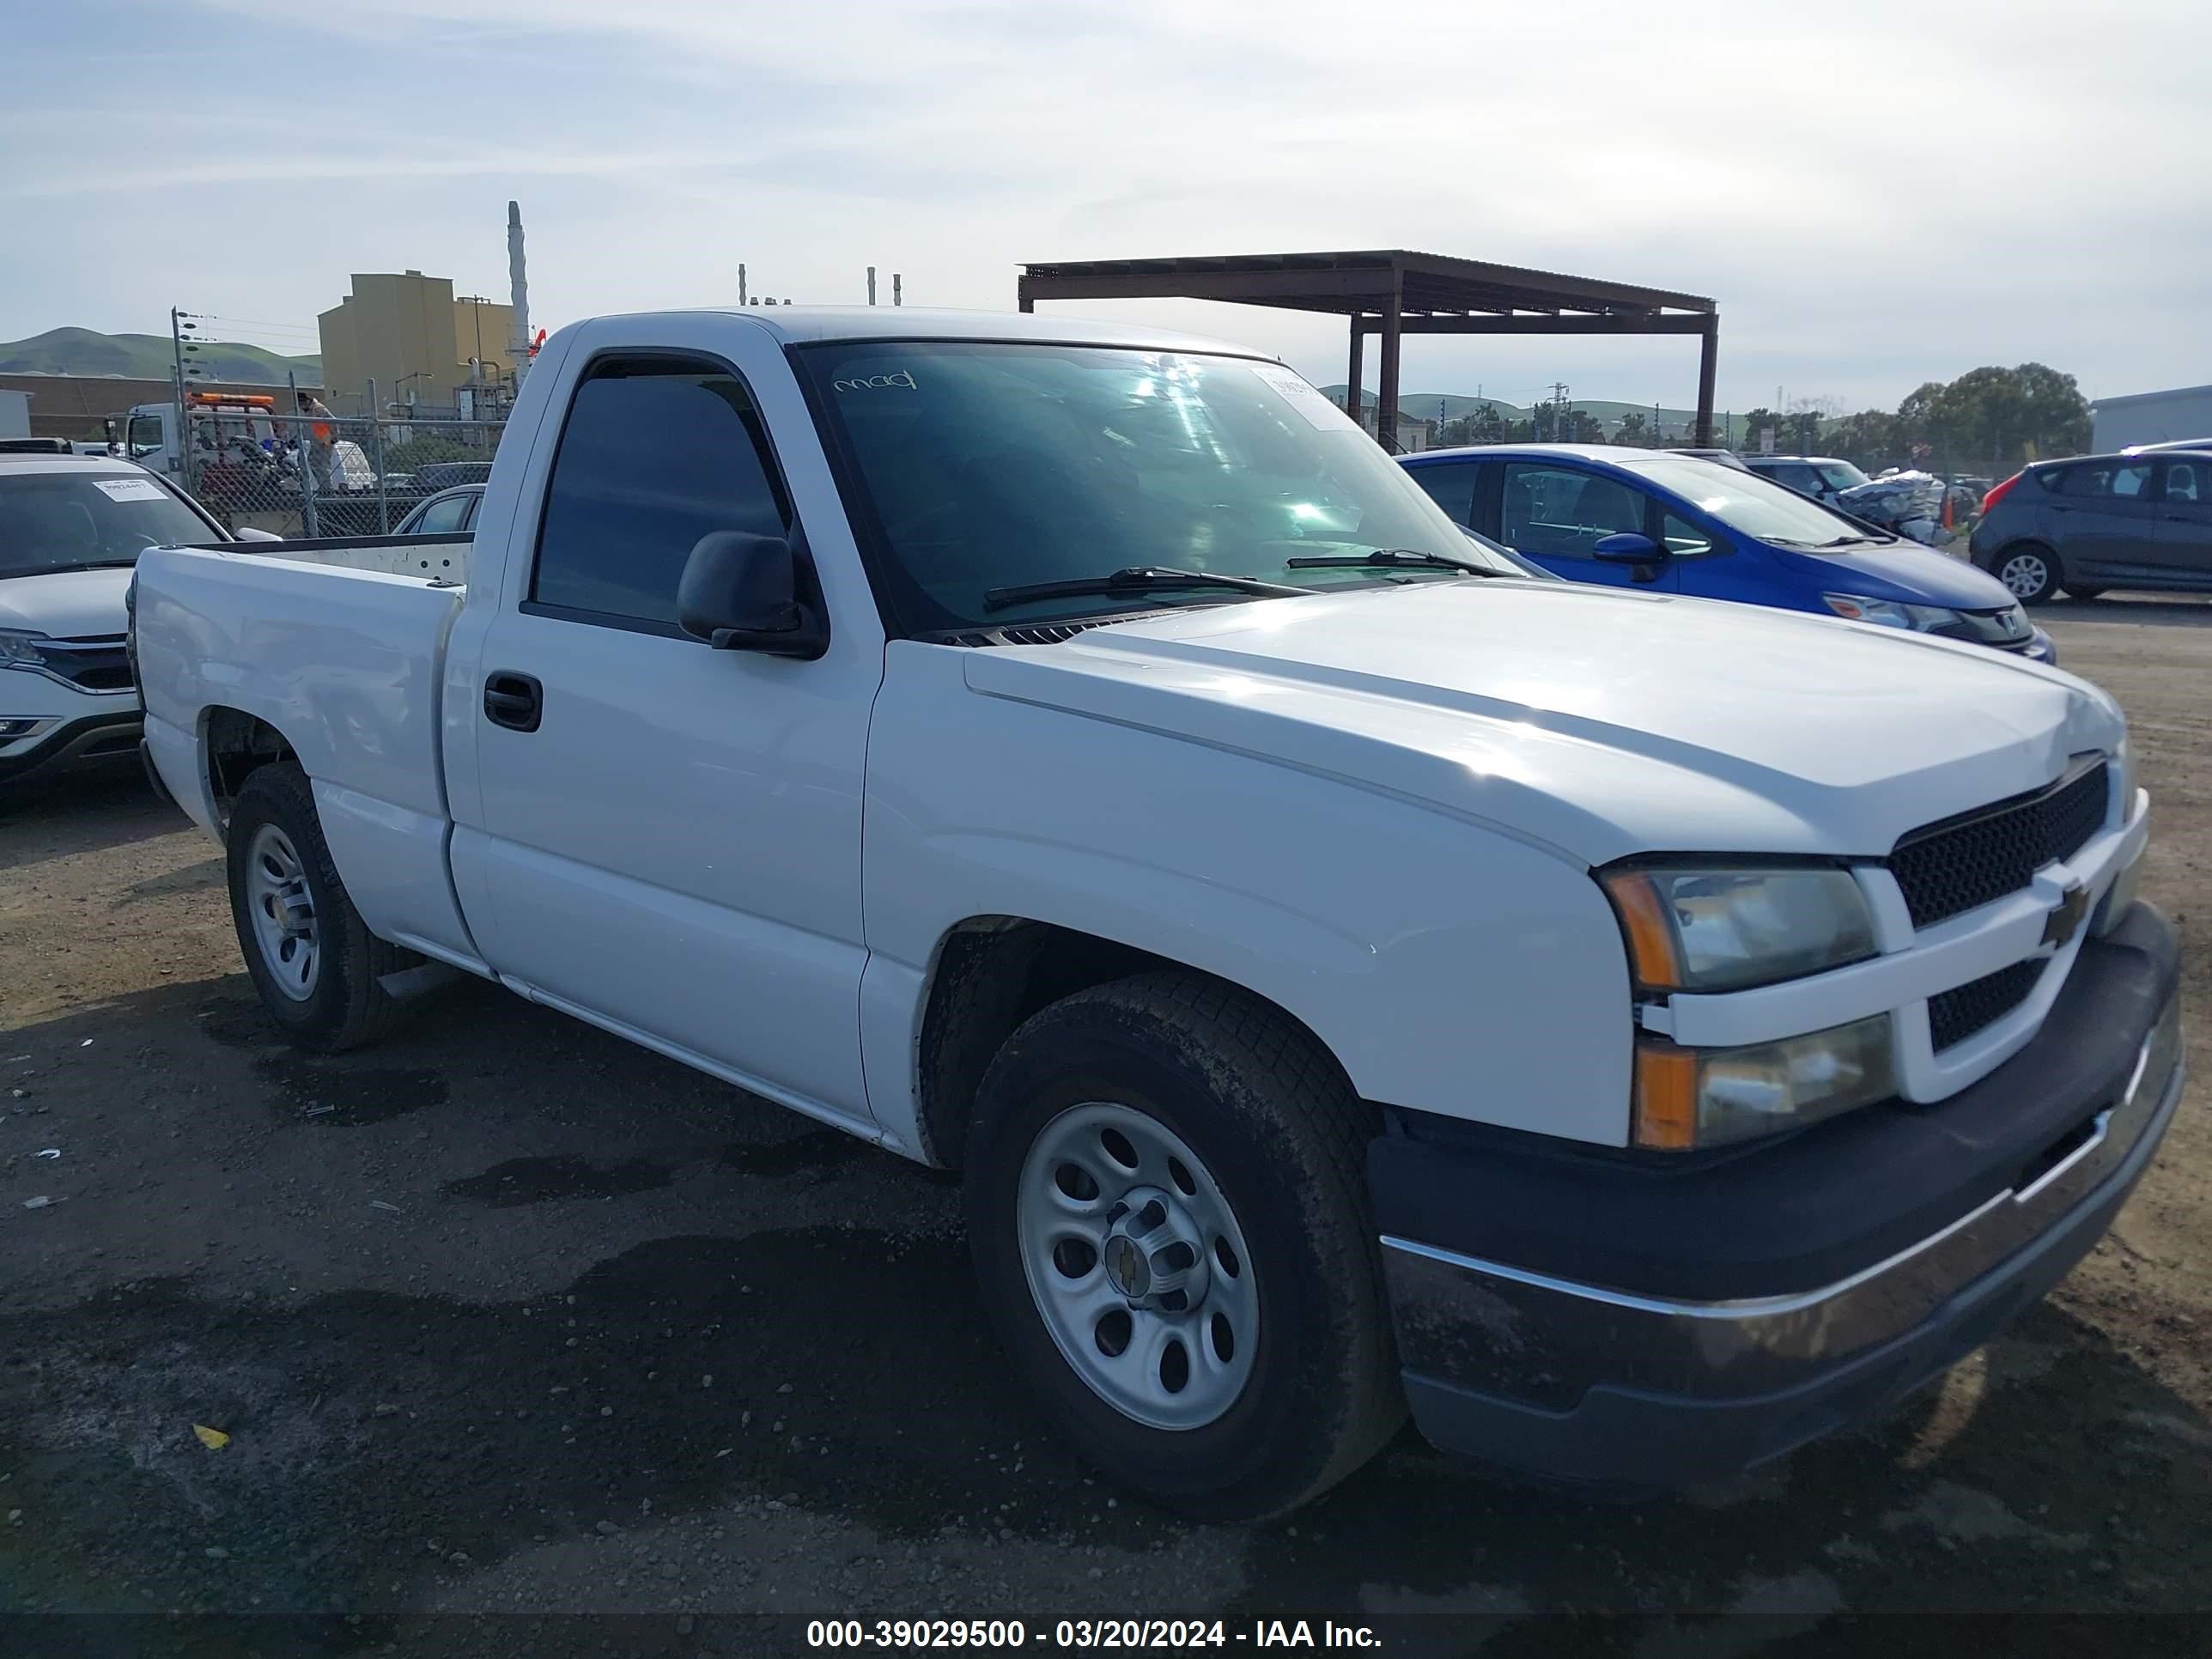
[
  {"x1": 0, "y1": 566, "x2": 135, "y2": 640},
  {"x1": 961, "y1": 580, "x2": 2122, "y2": 867}
]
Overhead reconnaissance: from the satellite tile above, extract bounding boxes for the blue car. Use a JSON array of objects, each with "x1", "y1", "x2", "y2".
[{"x1": 1401, "y1": 444, "x2": 2057, "y2": 664}]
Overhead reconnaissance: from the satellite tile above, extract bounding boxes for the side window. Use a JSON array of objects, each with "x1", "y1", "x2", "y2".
[
  {"x1": 530, "y1": 358, "x2": 788, "y2": 628},
  {"x1": 127, "y1": 414, "x2": 165, "y2": 459},
  {"x1": 1661, "y1": 512, "x2": 1716, "y2": 556},
  {"x1": 1407, "y1": 460, "x2": 1479, "y2": 525},
  {"x1": 2056, "y1": 461, "x2": 2153, "y2": 500},
  {"x1": 414, "y1": 492, "x2": 472, "y2": 535},
  {"x1": 1500, "y1": 463, "x2": 1644, "y2": 557},
  {"x1": 2160, "y1": 460, "x2": 2203, "y2": 505}
]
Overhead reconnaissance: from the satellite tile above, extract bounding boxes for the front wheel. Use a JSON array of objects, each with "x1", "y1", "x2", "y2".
[
  {"x1": 1988, "y1": 543, "x2": 2061, "y2": 605},
  {"x1": 964, "y1": 972, "x2": 1403, "y2": 1521},
  {"x1": 226, "y1": 763, "x2": 415, "y2": 1052}
]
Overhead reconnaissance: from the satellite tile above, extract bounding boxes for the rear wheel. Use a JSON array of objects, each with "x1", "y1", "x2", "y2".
[
  {"x1": 1987, "y1": 543, "x2": 2060, "y2": 605},
  {"x1": 226, "y1": 763, "x2": 414, "y2": 1052},
  {"x1": 964, "y1": 972, "x2": 1403, "y2": 1521}
]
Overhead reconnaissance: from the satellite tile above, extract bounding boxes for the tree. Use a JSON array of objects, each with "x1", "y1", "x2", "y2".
[
  {"x1": 1821, "y1": 409, "x2": 1900, "y2": 471},
  {"x1": 1739, "y1": 406, "x2": 1780, "y2": 453},
  {"x1": 1614, "y1": 410, "x2": 1650, "y2": 447},
  {"x1": 1565, "y1": 409, "x2": 1606, "y2": 444},
  {"x1": 1891, "y1": 366, "x2": 2089, "y2": 473}
]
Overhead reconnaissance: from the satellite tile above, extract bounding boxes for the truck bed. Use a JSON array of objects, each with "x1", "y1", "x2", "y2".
[
  {"x1": 134, "y1": 541, "x2": 480, "y2": 967},
  {"x1": 215, "y1": 532, "x2": 471, "y2": 584}
]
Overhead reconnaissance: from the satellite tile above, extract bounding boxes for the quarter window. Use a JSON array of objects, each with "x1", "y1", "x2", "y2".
[
  {"x1": 531, "y1": 358, "x2": 788, "y2": 628},
  {"x1": 2162, "y1": 460, "x2": 2203, "y2": 504},
  {"x1": 1407, "y1": 460, "x2": 1480, "y2": 526}
]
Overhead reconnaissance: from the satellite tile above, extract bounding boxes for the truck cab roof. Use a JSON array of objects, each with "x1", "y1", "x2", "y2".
[{"x1": 611, "y1": 305, "x2": 1274, "y2": 361}]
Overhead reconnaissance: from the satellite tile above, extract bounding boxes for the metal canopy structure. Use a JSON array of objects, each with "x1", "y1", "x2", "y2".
[{"x1": 1018, "y1": 249, "x2": 1720, "y2": 448}]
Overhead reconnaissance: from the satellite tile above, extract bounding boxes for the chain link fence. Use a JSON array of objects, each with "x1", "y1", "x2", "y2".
[{"x1": 174, "y1": 394, "x2": 509, "y2": 538}]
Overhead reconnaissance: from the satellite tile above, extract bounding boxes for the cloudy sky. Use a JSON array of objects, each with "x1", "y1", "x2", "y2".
[{"x1": 6, "y1": 0, "x2": 2206, "y2": 416}]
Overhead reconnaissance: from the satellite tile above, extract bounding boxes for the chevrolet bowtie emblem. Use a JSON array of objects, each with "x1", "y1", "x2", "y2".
[{"x1": 2043, "y1": 884, "x2": 2090, "y2": 949}]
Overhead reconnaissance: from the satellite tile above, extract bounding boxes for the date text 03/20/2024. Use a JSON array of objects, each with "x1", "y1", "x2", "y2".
[{"x1": 805, "y1": 1620, "x2": 1382, "y2": 1649}]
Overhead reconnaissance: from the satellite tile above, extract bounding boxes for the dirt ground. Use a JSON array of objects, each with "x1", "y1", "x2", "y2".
[{"x1": 3, "y1": 599, "x2": 2209, "y2": 1655}]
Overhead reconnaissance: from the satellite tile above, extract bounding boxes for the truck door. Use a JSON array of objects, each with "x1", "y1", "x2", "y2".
[{"x1": 452, "y1": 320, "x2": 884, "y2": 1126}]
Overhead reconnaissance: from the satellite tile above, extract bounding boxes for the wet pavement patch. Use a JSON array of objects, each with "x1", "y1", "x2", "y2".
[
  {"x1": 197, "y1": 998, "x2": 283, "y2": 1050},
  {"x1": 255, "y1": 1053, "x2": 448, "y2": 1127},
  {"x1": 720, "y1": 1130, "x2": 866, "y2": 1181},
  {"x1": 443, "y1": 1155, "x2": 672, "y2": 1208},
  {"x1": 0, "y1": 1226, "x2": 1161, "y2": 1624}
]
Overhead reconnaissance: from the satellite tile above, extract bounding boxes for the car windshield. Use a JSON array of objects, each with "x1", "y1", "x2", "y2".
[
  {"x1": 1621, "y1": 456, "x2": 1887, "y2": 545},
  {"x1": 796, "y1": 341, "x2": 1522, "y2": 629},
  {"x1": 0, "y1": 470, "x2": 213, "y2": 576},
  {"x1": 1816, "y1": 461, "x2": 1870, "y2": 491}
]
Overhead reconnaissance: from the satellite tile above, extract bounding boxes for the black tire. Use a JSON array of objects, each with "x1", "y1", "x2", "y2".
[
  {"x1": 2064, "y1": 585, "x2": 2107, "y2": 601},
  {"x1": 1984, "y1": 541, "x2": 2061, "y2": 605},
  {"x1": 964, "y1": 971, "x2": 1403, "y2": 1521},
  {"x1": 225, "y1": 763, "x2": 415, "y2": 1053}
]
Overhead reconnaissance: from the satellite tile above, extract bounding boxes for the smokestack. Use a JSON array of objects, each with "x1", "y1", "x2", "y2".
[{"x1": 507, "y1": 201, "x2": 532, "y2": 382}]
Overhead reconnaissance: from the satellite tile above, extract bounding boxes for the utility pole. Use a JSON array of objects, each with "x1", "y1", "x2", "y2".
[
  {"x1": 892, "y1": 273, "x2": 902, "y2": 307},
  {"x1": 168, "y1": 307, "x2": 190, "y2": 483},
  {"x1": 867, "y1": 266, "x2": 877, "y2": 306},
  {"x1": 738, "y1": 264, "x2": 748, "y2": 307}
]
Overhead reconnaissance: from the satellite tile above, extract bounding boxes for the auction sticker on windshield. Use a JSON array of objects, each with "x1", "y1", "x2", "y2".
[
  {"x1": 90, "y1": 477, "x2": 167, "y2": 502},
  {"x1": 1252, "y1": 364, "x2": 1351, "y2": 432}
]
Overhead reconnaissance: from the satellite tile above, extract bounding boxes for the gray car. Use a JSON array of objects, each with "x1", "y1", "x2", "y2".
[{"x1": 1969, "y1": 449, "x2": 2212, "y2": 604}]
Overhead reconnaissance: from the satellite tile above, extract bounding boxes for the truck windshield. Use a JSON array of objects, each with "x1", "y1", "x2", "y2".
[
  {"x1": 0, "y1": 471, "x2": 215, "y2": 576},
  {"x1": 1620, "y1": 456, "x2": 1893, "y2": 547},
  {"x1": 796, "y1": 341, "x2": 1522, "y2": 630}
]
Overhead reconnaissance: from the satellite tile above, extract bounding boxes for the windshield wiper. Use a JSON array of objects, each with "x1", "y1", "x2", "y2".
[
  {"x1": 981, "y1": 566, "x2": 1317, "y2": 613},
  {"x1": 3, "y1": 557, "x2": 140, "y2": 575},
  {"x1": 1283, "y1": 547, "x2": 1498, "y2": 576}
]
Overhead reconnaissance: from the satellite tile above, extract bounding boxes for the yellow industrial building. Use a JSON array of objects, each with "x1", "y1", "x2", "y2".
[{"x1": 317, "y1": 272, "x2": 514, "y2": 416}]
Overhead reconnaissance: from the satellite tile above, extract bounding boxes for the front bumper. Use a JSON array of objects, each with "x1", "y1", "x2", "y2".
[
  {"x1": 2018, "y1": 625, "x2": 2057, "y2": 665},
  {"x1": 0, "y1": 707, "x2": 144, "y2": 784},
  {"x1": 1373, "y1": 903, "x2": 2181, "y2": 1491}
]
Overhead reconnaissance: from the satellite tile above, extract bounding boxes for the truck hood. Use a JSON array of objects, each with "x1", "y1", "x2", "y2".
[
  {"x1": 0, "y1": 566, "x2": 134, "y2": 639},
  {"x1": 961, "y1": 580, "x2": 2123, "y2": 867}
]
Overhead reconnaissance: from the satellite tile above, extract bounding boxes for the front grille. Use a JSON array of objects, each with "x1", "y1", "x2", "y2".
[
  {"x1": 1889, "y1": 760, "x2": 2109, "y2": 930},
  {"x1": 38, "y1": 635, "x2": 134, "y2": 692},
  {"x1": 1928, "y1": 959, "x2": 2043, "y2": 1051}
]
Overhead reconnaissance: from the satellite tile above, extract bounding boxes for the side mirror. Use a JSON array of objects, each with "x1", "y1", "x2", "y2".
[
  {"x1": 233, "y1": 526, "x2": 283, "y2": 544},
  {"x1": 1592, "y1": 531, "x2": 1668, "y2": 584},
  {"x1": 678, "y1": 531, "x2": 829, "y2": 659}
]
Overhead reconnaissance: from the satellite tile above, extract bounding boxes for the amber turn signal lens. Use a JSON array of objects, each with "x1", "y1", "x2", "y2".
[
  {"x1": 1604, "y1": 872, "x2": 1681, "y2": 990},
  {"x1": 1631, "y1": 1040, "x2": 1698, "y2": 1149}
]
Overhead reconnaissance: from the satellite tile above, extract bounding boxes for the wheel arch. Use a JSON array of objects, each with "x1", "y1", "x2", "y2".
[
  {"x1": 910, "y1": 915, "x2": 1353, "y2": 1171},
  {"x1": 201, "y1": 705, "x2": 302, "y2": 837}
]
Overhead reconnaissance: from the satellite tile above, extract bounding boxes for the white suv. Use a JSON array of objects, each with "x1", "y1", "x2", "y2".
[{"x1": 0, "y1": 444, "x2": 236, "y2": 787}]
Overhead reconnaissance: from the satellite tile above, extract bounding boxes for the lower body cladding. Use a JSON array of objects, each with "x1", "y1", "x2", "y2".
[
  {"x1": 1369, "y1": 902, "x2": 2181, "y2": 1491},
  {"x1": 0, "y1": 706, "x2": 143, "y2": 785}
]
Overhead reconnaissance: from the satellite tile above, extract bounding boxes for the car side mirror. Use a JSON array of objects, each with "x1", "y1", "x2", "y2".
[
  {"x1": 233, "y1": 526, "x2": 283, "y2": 544},
  {"x1": 1591, "y1": 532, "x2": 1669, "y2": 581},
  {"x1": 678, "y1": 530, "x2": 829, "y2": 659}
]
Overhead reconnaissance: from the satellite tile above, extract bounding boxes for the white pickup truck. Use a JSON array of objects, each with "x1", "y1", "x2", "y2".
[{"x1": 131, "y1": 307, "x2": 2180, "y2": 1520}]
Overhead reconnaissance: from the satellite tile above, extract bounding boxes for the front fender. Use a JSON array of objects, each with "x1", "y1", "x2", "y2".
[{"x1": 861, "y1": 651, "x2": 1634, "y2": 1148}]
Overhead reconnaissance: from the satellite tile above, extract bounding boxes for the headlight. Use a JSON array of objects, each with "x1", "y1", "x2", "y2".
[
  {"x1": 0, "y1": 629, "x2": 51, "y2": 669},
  {"x1": 1632, "y1": 1017, "x2": 1896, "y2": 1149},
  {"x1": 2112, "y1": 740, "x2": 2139, "y2": 824},
  {"x1": 1822, "y1": 593, "x2": 1962, "y2": 633},
  {"x1": 1601, "y1": 865, "x2": 1877, "y2": 993}
]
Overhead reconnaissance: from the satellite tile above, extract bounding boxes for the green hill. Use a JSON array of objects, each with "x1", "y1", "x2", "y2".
[{"x1": 0, "y1": 327, "x2": 319, "y2": 385}]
